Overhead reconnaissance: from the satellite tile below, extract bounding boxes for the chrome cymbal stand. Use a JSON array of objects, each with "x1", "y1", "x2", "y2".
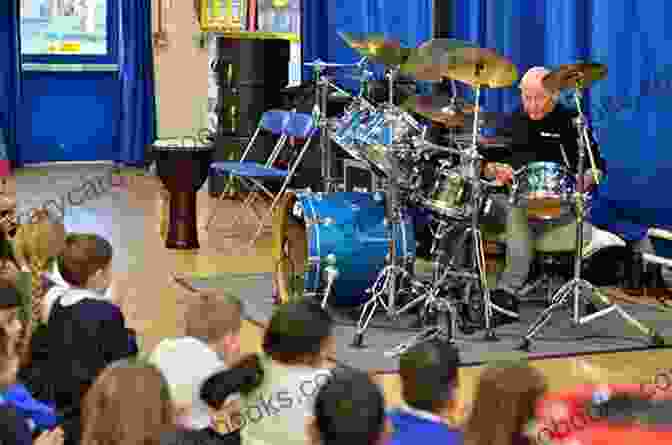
[
  {"x1": 311, "y1": 63, "x2": 337, "y2": 193},
  {"x1": 385, "y1": 84, "x2": 510, "y2": 356},
  {"x1": 517, "y1": 84, "x2": 664, "y2": 351},
  {"x1": 352, "y1": 176, "x2": 421, "y2": 347}
]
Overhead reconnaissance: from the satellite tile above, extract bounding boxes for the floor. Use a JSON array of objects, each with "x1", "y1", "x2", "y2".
[{"x1": 12, "y1": 169, "x2": 672, "y2": 422}]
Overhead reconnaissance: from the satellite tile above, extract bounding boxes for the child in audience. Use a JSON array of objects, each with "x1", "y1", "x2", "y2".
[
  {"x1": 0, "y1": 285, "x2": 59, "y2": 434},
  {"x1": 306, "y1": 369, "x2": 390, "y2": 445},
  {"x1": 151, "y1": 289, "x2": 242, "y2": 445},
  {"x1": 463, "y1": 362, "x2": 548, "y2": 445},
  {"x1": 200, "y1": 301, "x2": 335, "y2": 445},
  {"x1": 40, "y1": 234, "x2": 138, "y2": 445},
  {"x1": 0, "y1": 291, "x2": 63, "y2": 445},
  {"x1": 80, "y1": 359, "x2": 174, "y2": 445},
  {"x1": 387, "y1": 340, "x2": 462, "y2": 445}
]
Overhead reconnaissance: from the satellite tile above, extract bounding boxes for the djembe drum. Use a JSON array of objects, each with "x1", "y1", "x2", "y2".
[{"x1": 153, "y1": 144, "x2": 213, "y2": 249}]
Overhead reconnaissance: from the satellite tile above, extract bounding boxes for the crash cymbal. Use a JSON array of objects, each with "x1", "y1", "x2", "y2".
[
  {"x1": 440, "y1": 47, "x2": 518, "y2": 88},
  {"x1": 402, "y1": 94, "x2": 476, "y2": 115},
  {"x1": 428, "y1": 112, "x2": 468, "y2": 128},
  {"x1": 401, "y1": 38, "x2": 477, "y2": 81},
  {"x1": 542, "y1": 62, "x2": 607, "y2": 91},
  {"x1": 338, "y1": 31, "x2": 413, "y2": 66}
]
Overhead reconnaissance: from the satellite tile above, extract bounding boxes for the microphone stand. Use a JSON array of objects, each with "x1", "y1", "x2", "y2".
[{"x1": 517, "y1": 83, "x2": 664, "y2": 351}]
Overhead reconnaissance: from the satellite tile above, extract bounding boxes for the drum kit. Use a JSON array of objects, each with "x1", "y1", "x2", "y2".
[{"x1": 275, "y1": 33, "x2": 662, "y2": 355}]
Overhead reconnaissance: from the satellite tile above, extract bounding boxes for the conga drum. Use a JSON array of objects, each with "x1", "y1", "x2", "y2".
[{"x1": 153, "y1": 145, "x2": 213, "y2": 249}]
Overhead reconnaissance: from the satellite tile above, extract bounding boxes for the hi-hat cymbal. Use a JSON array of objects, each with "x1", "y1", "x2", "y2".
[
  {"x1": 338, "y1": 31, "x2": 413, "y2": 66},
  {"x1": 440, "y1": 47, "x2": 518, "y2": 88},
  {"x1": 542, "y1": 62, "x2": 607, "y2": 91}
]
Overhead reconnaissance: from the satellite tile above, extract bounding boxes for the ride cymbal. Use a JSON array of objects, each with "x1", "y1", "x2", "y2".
[
  {"x1": 338, "y1": 31, "x2": 413, "y2": 66},
  {"x1": 440, "y1": 47, "x2": 518, "y2": 88},
  {"x1": 401, "y1": 38, "x2": 477, "y2": 81},
  {"x1": 542, "y1": 62, "x2": 607, "y2": 91}
]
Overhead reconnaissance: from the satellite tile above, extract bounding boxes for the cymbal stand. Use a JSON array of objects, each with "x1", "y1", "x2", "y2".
[
  {"x1": 517, "y1": 84, "x2": 664, "y2": 351},
  {"x1": 352, "y1": 177, "x2": 421, "y2": 347},
  {"x1": 385, "y1": 84, "x2": 507, "y2": 356},
  {"x1": 312, "y1": 63, "x2": 338, "y2": 193}
]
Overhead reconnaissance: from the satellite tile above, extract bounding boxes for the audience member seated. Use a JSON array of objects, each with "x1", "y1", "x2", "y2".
[
  {"x1": 0, "y1": 285, "x2": 59, "y2": 434},
  {"x1": 306, "y1": 369, "x2": 391, "y2": 445},
  {"x1": 387, "y1": 340, "x2": 462, "y2": 445},
  {"x1": 200, "y1": 301, "x2": 335, "y2": 445},
  {"x1": 152, "y1": 290, "x2": 242, "y2": 445},
  {"x1": 80, "y1": 359, "x2": 173, "y2": 445},
  {"x1": 39, "y1": 234, "x2": 137, "y2": 445},
  {"x1": 463, "y1": 362, "x2": 548, "y2": 445},
  {"x1": 0, "y1": 288, "x2": 63, "y2": 445}
]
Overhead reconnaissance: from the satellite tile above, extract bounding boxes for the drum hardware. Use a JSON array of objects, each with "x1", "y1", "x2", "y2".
[
  {"x1": 352, "y1": 182, "x2": 418, "y2": 348},
  {"x1": 518, "y1": 67, "x2": 664, "y2": 351},
  {"x1": 308, "y1": 58, "x2": 369, "y2": 193}
]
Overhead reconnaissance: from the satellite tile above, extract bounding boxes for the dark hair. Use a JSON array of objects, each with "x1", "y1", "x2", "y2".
[
  {"x1": 59, "y1": 234, "x2": 113, "y2": 287},
  {"x1": 185, "y1": 292, "x2": 243, "y2": 343},
  {"x1": 314, "y1": 369, "x2": 386, "y2": 445},
  {"x1": 463, "y1": 361, "x2": 547, "y2": 445},
  {"x1": 399, "y1": 340, "x2": 460, "y2": 412},
  {"x1": 200, "y1": 301, "x2": 333, "y2": 408}
]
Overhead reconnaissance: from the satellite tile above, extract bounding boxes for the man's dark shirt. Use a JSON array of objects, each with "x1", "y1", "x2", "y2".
[{"x1": 501, "y1": 103, "x2": 607, "y2": 174}]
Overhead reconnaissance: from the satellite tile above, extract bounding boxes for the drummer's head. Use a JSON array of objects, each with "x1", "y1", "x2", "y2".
[{"x1": 520, "y1": 67, "x2": 558, "y2": 120}]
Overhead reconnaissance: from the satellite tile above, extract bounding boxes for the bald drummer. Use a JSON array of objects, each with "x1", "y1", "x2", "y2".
[{"x1": 481, "y1": 66, "x2": 607, "y2": 324}]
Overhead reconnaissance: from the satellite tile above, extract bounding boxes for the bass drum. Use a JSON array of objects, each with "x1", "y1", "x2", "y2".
[{"x1": 273, "y1": 191, "x2": 416, "y2": 306}]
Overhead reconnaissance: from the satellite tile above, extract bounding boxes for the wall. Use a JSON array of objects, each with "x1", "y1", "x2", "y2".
[{"x1": 151, "y1": 0, "x2": 209, "y2": 139}]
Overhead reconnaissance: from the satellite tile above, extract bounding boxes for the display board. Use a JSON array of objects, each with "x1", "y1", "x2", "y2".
[{"x1": 20, "y1": 0, "x2": 107, "y2": 55}]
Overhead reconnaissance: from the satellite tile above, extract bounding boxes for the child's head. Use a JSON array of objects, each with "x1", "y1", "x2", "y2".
[
  {"x1": 309, "y1": 369, "x2": 390, "y2": 445},
  {"x1": 0, "y1": 286, "x2": 23, "y2": 356},
  {"x1": 59, "y1": 234, "x2": 113, "y2": 290},
  {"x1": 185, "y1": 292, "x2": 243, "y2": 360},
  {"x1": 263, "y1": 300, "x2": 334, "y2": 367},
  {"x1": 464, "y1": 361, "x2": 547, "y2": 445},
  {"x1": 399, "y1": 340, "x2": 460, "y2": 415},
  {"x1": 81, "y1": 360, "x2": 173, "y2": 445}
]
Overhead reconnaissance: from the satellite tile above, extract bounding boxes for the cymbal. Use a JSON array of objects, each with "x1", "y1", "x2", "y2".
[
  {"x1": 304, "y1": 59, "x2": 360, "y2": 68},
  {"x1": 402, "y1": 94, "x2": 476, "y2": 115},
  {"x1": 338, "y1": 32, "x2": 413, "y2": 66},
  {"x1": 401, "y1": 38, "x2": 477, "y2": 81},
  {"x1": 440, "y1": 47, "x2": 518, "y2": 88},
  {"x1": 542, "y1": 62, "x2": 607, "y2": 91}
]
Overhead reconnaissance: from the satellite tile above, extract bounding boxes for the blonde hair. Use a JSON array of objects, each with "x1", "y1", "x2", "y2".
[{"x1": 13, "y1": 208, "x2": 66, "y2": 329}]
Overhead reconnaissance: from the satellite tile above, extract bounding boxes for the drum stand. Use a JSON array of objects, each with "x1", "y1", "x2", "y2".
[
  {"x1": 385, "y1": 85, "x2": 508, "y2": 356},
  {"x1": 351, "y1": 178, "x2": 419, "y2": 347},
  {"x1": 517, "y1": 86, "x2": 664, "y2": 351},
  {"x1": 312, "y1": 65, "x2": 337, "y2": 193}
]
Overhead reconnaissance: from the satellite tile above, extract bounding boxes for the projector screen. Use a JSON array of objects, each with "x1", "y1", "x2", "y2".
[{"x1": 20, "y1": 0, "x2": 108, "y2": 55}]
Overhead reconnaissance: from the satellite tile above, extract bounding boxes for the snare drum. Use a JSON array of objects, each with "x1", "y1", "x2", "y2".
[
  {"x1": 511, "y1": 162, "x2": 576, "y2": 221},
  {"x1": 273, "y1": 192, "x2": 416, "y2": 306},
  {"x1": 418, "y1": 167, "x2": 473, "y2": 220}
]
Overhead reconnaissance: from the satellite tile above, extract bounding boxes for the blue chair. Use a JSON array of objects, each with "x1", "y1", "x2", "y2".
[
  {"x1": 247, "y1": 112, "x2": 318, "y2": 245},
  {"x1": 206, "y1": 110, "x2": 291, "y2": 232}
]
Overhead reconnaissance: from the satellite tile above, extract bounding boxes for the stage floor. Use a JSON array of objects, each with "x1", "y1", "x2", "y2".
[{"x1": 13, "y1": 164, "x2": 672, "y2": 424}]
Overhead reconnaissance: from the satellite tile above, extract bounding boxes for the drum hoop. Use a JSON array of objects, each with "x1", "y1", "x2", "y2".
[{"x1": 273, "y1": 191, "x2": 310, "y2": 305}]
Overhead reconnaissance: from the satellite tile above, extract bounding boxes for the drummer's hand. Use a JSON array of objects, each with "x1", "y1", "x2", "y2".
[
  {"x1": 577, "y1": 174, "x2": 595, "y2": 192},
  {"x1": 486, "y1": 163, "x2": 513, "y2": 185}
]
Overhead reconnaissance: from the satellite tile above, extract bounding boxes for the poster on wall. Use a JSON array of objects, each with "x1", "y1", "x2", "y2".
[{"x1": 20, "y1": 0, "x2": 107, "y2": 55}]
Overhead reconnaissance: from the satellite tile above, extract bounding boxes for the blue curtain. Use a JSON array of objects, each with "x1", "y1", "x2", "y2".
[
  {"x1": 303, "y1": 0, "x2": 432, "y2": 92},
  {"x1": 0, "y1": 1, "x2": 22, "y2": 167},
  {"x1": 118, "y1": 0, "x2": 156, "y2": 166},
  {"x1": 449, "y1": 0, "x2": 672, "y2": 236}
]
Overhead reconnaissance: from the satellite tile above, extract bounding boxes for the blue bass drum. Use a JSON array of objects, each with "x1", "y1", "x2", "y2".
[{"x1": 272, "y1": 191, "x2": 416, "y2": 306}]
